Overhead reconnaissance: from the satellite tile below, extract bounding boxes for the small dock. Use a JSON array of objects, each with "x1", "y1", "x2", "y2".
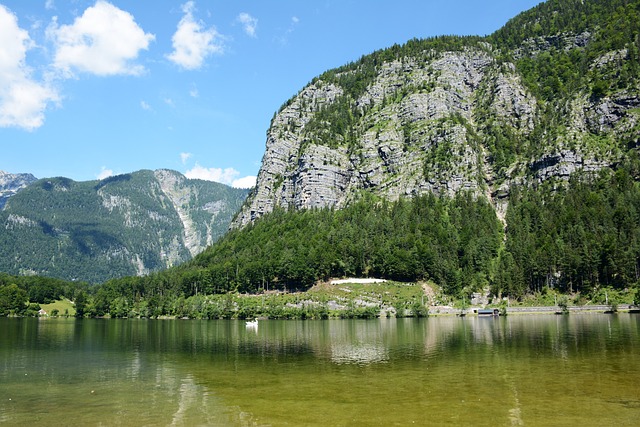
[{"x1": 475, "y1": 308, "x2": 500, "y2": 316}]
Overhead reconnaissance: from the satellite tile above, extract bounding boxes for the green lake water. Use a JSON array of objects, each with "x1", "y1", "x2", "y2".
[{"x1": 1, "y1": 315, "x2": 639, "y2": 426}]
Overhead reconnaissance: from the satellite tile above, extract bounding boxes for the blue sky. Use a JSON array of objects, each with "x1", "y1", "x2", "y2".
[{"x1": 0, "y1": 0, "x2": 541, "y2": 188}]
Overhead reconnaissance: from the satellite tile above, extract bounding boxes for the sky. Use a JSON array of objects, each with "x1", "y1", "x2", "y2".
[{"x1": 0, "y1": 0, "x2": 542, "y2": 188}]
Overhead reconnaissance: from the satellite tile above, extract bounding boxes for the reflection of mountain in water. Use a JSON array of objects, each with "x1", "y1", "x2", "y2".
[
  {"x1": 11, "y1": 316, "x2": 633, "y2": 369},
  {"x1": 4, "y1": 316, "x2": 639, "y2": 426}
]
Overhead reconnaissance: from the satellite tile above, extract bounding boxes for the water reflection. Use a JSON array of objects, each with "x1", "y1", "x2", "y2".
[
  {"x1": 3, "y1": 315, "x2": 639, "y2": 364},
  {"x1": 1, "y1": 315, "x2": 639, "y2": 426}
]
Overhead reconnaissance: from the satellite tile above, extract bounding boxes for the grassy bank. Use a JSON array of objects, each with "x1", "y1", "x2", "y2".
[
  {"x1": 61, "y1": 280, "x2": 639, "y2": 320},
  {"x1": 39, "y1": 299, "x2": 76, "y2": 317}
]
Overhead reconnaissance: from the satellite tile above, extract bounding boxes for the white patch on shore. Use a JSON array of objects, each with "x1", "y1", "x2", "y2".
[{"x1": 330, "y1": 278, "x2": 387, "y2": 285}]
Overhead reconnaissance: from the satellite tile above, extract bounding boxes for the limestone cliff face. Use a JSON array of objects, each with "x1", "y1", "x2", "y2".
[
  {"x1": 0, "y1": 171, "x2": 36, "y2": 209},
  {"x1": 153, "y1": 169, "x2": 238, "y2": 257},
  {"x1": 234, "y1": 17, "x2": 640, "y2": 228}
]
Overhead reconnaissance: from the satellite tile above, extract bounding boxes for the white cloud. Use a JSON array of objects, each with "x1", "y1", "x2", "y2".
[
  {"x1": 237, "y1": 12, "x2": 257, "y2": 37},
  {"x1": 185, "y1": 163, "x2": 255, "y2": 188},
  {"x1": 189, "y1": 85, "x2": 198, "y2": 98},
  {"x1": 97, "y1": 166, "x2": 114, "y2": 180},
  {"x1": 180, "y1": 152, "x2": 192, "y2": 164},
  {"x1": 232, "y1": 175, "x2": 257, "y2": 189},
  {"x1": 48, "y1": 1, "x2": 155, "y2": 77},
  {"x1": 167, "y1": 1, "x2": 223, "y2": 70},
  {"x1": 140, "y1": 100, "x2": 151, "y2": 110},
  {"x1": 276, "y1": 16, "x2": 300, "y2": 46},
  {"x1": 45, "y1": 1, "x2": 55, "y2": 11},
  {"x1": 185, "y1": 163, "x2": 237, "y2": 183},
  {"x1": 0, "y1": 5, "x2": 59, "y2": 130}
]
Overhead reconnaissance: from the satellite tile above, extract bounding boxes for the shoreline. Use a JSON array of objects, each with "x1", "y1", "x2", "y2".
[
  {"x1": 428, "y1": 304, "x2": 637, "y2": 316},
  {"x1": 29, "y1": 304, "x2": 639, "y2": 320}
]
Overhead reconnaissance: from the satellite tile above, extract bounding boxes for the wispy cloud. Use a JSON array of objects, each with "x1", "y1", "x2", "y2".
[
  {"x1": 166, "y1": 1, "x2": 223, "y2": 70},
  {"x1": 47, "y1": 1, "x2": 154, "y2": 77},
  {"x1": 237, "y1": 12, "x2": 258, "y2": 38},
  {"x1": 97, "y1": 166, "x2": 114, "y2": 180},
  {"x1": 276, "y1": 16, "x2": 300, "y2": 46},
  {"x1": 185, "y1": 163, "x2": 256, "y2": 188},
  {"x1": 0, "y1": 5, "x2": 59, "y2": 130},
  {"x1": 140, "y1": 100, "x2": 151, "y2": 111},
  {"x1": 180, "y1": 152, "x2": 192, "y2": 164}
]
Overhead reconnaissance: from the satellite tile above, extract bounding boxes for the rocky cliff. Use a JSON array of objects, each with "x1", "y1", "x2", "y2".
[
  {"x1": 0, "y1": 169, "x2": 248, "y2": 283},
  {"x1": 0, "y1": 171, "x2": 36, "y2": 209},
  {"x1": 234, "y1": 0, "x2": 640, "y2": 228}
]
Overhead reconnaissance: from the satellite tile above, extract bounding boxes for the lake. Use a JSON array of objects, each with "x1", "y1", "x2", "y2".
[{"x1": 1, "y1": 315, "x2": 639, "y2": 426}]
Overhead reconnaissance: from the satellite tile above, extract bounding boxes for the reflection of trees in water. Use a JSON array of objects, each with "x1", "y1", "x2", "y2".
[
  {"x1": 10, "y1": 315, "x2": 639, "y2": 377},
  {"x1": 9, "y1": 315, "x2": 638, "y2": 368},
  {"x1": 4, "y1": 316, "x2": 640, "y2": 426},
  {"x1": 130, "y1": 316, "x2": 639, "y2": 365}
]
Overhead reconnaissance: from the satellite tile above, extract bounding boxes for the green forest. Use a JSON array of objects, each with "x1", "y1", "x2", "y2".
[
  {"x1": 4, "y1": 163, "x2": 637, "y2": 319},
  {"x1": 2, "y1": 0, "x2": 640, "y2": 318},
  {"x1": 0, "y1": 170, "x2": 248, "y2": 283}
]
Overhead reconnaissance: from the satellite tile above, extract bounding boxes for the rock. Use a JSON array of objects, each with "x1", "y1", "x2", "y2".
[
  {"x1": 232, "y1": 36, "x2": 639, "y2": 229},
  {"x1": 529, "y1": 150, "x2": 608, "y2": 183},
  {"x1": 0, "y1": 171, "x2": 37, "y2": 210},
  {"x1": 585, "y1": 94, "x2": 640, "y2": 133},
  {"x1": 513, "y1": 31, "x2": 592, "y2": 59}
]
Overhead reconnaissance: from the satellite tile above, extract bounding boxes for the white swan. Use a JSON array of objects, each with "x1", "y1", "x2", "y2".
[{"x1": 246, "y1": 318, "x2": 258, "y2": 328}]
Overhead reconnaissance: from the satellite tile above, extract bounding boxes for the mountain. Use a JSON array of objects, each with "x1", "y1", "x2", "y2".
[
  {"x1": 185, "y1": 0, "x2": 638, "y2": 298},
  {"x1": 0, "y1": 171, "x2": 37, "y2": 209},
  {"x1": 233, "y1": 0, "x2": 640, "y2": 228},
  {"x1": 47, "y1": 0, "x2": 640, "y2": 318},
  {"x1": 0, "y1": 169, "x2": 248, "y2": 283}
]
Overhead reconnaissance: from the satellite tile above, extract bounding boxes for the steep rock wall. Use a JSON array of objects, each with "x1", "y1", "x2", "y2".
[{"x1": 234, "y1": 35, "x2": 639, "y2": 228}]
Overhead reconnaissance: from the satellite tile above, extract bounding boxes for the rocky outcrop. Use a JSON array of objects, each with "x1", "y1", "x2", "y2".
[
  {"x1": 529, "y1": 150, "x2": 610, "y2": 183},
  {"x1": 0, "y1": 171, "x2": 36, "y2": 209},
  {"x1": 585, "y1": 93, "x2": 640, "y2": 134},
  {"x1": 233, "y1": 26, "x2": 639, "y2": 229},
  {"x1": 513, "y1": 31, "x2": 592, "y2": 59},
  {"x1": 234, "y1": 48, "x2": 500, "y2": 227},
  {"x1": 154, "y1": 169, "x2": 238, "y2": 257}
]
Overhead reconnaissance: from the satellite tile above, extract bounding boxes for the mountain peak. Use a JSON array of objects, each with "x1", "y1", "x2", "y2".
[{"x1": 0, "y1": 171, "x2": 37, "y2": 210}]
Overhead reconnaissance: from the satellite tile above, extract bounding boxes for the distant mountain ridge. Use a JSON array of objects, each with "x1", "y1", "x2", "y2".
[
  {"x1": 0, "y1": 169, "x2": 248, "y2": 283},
  {"x1": 0, "y1": 171, "x2": 37, "y2": 209}
]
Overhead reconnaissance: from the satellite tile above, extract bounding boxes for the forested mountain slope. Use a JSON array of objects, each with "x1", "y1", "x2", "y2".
[
  {"x1": 0, "y1": 169, "x2": 248, "y2": 283},
  {"x1": 191, "y1": 0, "x2": 637, "y2": 298},
  {"x1": 234, "y1": 0, "x2": 640, "y2": 227},
  {"x1": 29, "y1": 0, "x2": 640, "y2": 316}
]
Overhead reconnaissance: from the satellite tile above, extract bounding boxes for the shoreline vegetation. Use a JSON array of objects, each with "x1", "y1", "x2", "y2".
[
  {"x1": 12, "y1": 278, "x2": 638, "y2": 320},
  {"x1": 27, "y1": 304, "x2": 640, "y2": 319}
]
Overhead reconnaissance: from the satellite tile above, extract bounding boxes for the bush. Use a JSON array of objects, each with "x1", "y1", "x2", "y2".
[{"x1": 557, "y1": 295, "x2": 569, "y2": 314}]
